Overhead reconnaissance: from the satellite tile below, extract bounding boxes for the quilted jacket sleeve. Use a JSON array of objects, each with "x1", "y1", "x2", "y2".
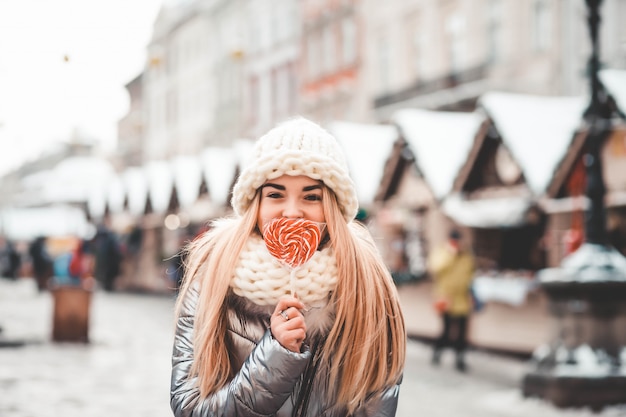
[
  {"x1": 353, "y1": 377, "x2": 402, "y2": 417},
  {"x1": 170, "y1": 284, "x2": 312, "y2": 417}
]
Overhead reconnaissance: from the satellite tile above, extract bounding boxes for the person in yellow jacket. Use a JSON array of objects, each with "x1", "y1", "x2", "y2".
[{"x1": 428, "y1": 229, "x2": 475, "y2": 372}]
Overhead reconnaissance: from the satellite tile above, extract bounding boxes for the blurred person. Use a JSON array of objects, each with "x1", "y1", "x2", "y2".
[
  {"x1": 51, "y1": 239, "x2": 96, "y2": 290},
  {"x1": 69, "y1": 239, "x2": 96, "y2": 290},
  {"x1": 0, "y1": 237, "x2": 21, "y2": 280},
  {"x1": 93, "y1": 224, "x2": 122, "y2": 292},
  {"x1": 428, "y1": 229, "x2": 475, "y2": 372},
  {"x1": 125, "y1": 225, "x2": 144, "y2": 258},
  {"x1": 28, "y1": 236, "x2": 53, "y2": 291},
  {"x1": 117, "y1": 224, "x2": 143, "y2": 287},
  {"x1": 171, "y1": 118, "x2": 406, "y2": 416},
  {"x1": 0, "y1": 236, "x2": 9, "y2": 278}
]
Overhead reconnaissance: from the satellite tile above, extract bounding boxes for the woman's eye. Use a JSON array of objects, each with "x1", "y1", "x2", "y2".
[
  {"x1": 266, "y1": 192, "x2": 283, "y2": 199},
  {"x1": 305, "y1": 194, "x2": 322, "y2": 201}
]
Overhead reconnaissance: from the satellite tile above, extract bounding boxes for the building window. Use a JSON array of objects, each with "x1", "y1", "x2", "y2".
[
  {"x1": 323, "y1": 26, "x2": 336, "y2": 75},
  {"x1": 446, "y1": 13, "x2": 465, "y2": 74},
  {"x1": 342, "y1": 17, "x2": 357, "y2": 66},
  {"x1": 284, "y1": 2, "x2": 297, "y2": 39},
  {"x1": 272, "y1": 65, "x2": 290, "y2": 120},
  {"x1": 288, "y1": 62, "x2": 297, "y2": 112},
  {"x1": 166, "y1": 89, "x2": 177, "y2": 127},
  {"x1": 249, "y1": 76, "x2": 259, "y2": 126},
  {"x1": 307, "y1": 34, "x2": 321, "y2": 80},
  {"x1": 411, "y1": 26, "x2": 428, "y2": 78},
  {"x1": 532, "y1": 0, "x2": 552, "y2": 52},
  {"x1": 487, "y1": 0, "x2": 503, "y2": 64},
  {"x1": 249, "y1": 20, "x2": 260, "y2": 54},
  {"x1": 377, "y1": 34, "x2": 390, "y2": 93}
]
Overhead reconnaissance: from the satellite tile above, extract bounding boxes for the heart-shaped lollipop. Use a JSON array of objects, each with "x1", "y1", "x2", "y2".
[{"x1": 263, "y1": 218, "x2": 322, "y2": 269}]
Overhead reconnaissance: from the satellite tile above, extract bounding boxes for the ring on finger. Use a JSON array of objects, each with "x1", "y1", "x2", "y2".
[{"x1": 279, "y1": 310, "x2": 289, "y2": 321}]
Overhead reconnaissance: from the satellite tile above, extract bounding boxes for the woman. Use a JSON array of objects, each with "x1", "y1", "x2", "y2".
[{"x1": 171, "y1": 117, "x2": 406, "y2": 416}]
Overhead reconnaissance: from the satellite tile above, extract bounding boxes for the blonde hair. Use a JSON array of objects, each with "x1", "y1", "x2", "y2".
[{"x1": 175, "y1": 186, "x2": 406, "y2": 413}]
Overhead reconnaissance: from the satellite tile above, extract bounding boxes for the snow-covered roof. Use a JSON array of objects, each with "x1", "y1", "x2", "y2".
[
  {"x1": 479, "y1": 92, "x2": 587, "y2": 195},
  {"x1": 145, "y1": 160, "x2": 174, "y2": 214},
  {"x1": 473, "y1": 275, "x2": 536, "y2": 306},
  {"x1": 442, "y1": 193, "x2": 532, "y2": 228},
  {"x1": 232, "y1": 139, "x2": 256, "y2": 172},
  {"x1": 327, "y1": 121, "x2": 398, "y2": 206},
  {"x1": 20, "y1": 170, "x2": 51, "y2": 189},
  {"x1": 123, "y1": 167, "x2": 148, "y2": 216},
  {"x1": 392, "y1": 108, "x2": 485, "y2": 200},
  {"x1": 87, "y1": 185, "x2": 107, "y2": 220},
  {"x1": 201, "y1": 147, "x2": 237, "y2": 206},
  {"x1": 172, "y1": 155, "x2": 202, "y2": 209},
  {"x1": 0, "y1": 205, "x2": 94, "y2": 241},
  {"x1": 27, "y1": 156, "x2": 115, "y2": 205},
  {"x1": 106, "y1": 175, "x2": 126, "y2": 214},
  {"x1": 600, "y1": 69, "x2": 626, "y2": 115}
]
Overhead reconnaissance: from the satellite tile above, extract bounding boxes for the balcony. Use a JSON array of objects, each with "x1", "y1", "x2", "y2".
[{"x1": 374, "y1": 64, "x2": 488, "y2": 109}]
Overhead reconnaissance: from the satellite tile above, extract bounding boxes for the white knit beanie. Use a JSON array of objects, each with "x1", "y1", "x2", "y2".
[{"x1": 232, "y1": 117, "x2": 358, "y2": 221}]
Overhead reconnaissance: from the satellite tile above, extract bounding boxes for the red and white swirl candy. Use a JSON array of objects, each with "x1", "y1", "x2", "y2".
[{"x1": 263, "y1": 218, "x2": 322, "y2": 269}]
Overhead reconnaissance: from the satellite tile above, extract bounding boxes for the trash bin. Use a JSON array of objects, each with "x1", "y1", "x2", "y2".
[{"x1": 51, "y1": 286, "x2": 92, "y2": 343}]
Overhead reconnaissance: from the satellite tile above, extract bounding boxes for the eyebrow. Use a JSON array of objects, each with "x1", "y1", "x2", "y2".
[{"x1": 261, "y1": 183, "x2": 322, "y2": 192}]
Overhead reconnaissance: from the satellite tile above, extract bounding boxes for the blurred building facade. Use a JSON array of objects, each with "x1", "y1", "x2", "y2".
[
  {"x1": 243, "y1": 0, "x2": 301, "y2": 138},
  {"x1": 367, "y1": 0, "x2": 626, "y2": 119},
  {"x1": 300, "y1": 0, "x2": 366, "y2": 123},
  {"x1": 116, "y1": 73, "x2": 144, "y2": 169},
  {"x1": 127, "y1": 0, "x2": 626, "y2": 170},
  {"x1": 143, "y1": 0, "x2": 217, "y2": 160}
]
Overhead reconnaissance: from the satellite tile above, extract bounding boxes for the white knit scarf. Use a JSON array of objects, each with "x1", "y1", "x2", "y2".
[{"x1": 230, "y1": 234, "x2": 338, "y2": 307}]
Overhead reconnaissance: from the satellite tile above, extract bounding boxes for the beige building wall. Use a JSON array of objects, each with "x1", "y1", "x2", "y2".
[
  {"x1": 243, "y1": 0, "x2": 300, "y2": 139},
  {"x1": 143, "y1": 4, "x2": 216, "y2": 162}
]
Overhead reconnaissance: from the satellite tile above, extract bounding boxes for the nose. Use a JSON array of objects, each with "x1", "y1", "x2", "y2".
[{"x1": 282, "y1": 198, "x2": 303, "y2": 218}]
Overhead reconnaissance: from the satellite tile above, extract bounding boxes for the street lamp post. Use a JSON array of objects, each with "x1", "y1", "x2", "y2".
[
  {"x1": 521, "y1": 0, "x2": 626, "y2": 411},
  {"x1": 582, "y1": 0, "x2": 613, "y2": 245}
]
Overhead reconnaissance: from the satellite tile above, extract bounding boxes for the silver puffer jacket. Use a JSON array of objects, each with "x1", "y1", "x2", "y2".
[{"x1": 170, "y1": 285, "x2": 402, "y2": 416}]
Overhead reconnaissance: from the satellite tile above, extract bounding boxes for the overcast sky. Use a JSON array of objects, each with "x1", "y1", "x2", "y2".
[{"x1": 0, "y1": 0, "x2": 163, "y2": 176}]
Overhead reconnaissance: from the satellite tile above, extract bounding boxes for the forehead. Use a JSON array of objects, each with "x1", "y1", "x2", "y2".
[{"x1": 263, "y1": 174, "x2": 322, "y2": 187}]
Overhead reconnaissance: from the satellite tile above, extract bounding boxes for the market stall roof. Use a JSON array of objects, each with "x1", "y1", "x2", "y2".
[
  {"x1": 15, "y1": 170, "x2": 53, "y2": 206},
  {"x1": 392, "y1": 108, "x2": 486, "y2": 200},
  {"x1": 545, "y1": 69, "x2": 626, "y2": 199},
  {"x1": 479, "y1": 92, "x2": 587, "y2": 196},
  {"x1": 233, "y1": 139, "x2": 256, "y2": 171},
  {"x1": 17, "y1": 156, "x2": 115, "y2": 207},
  {"x1": 46, "y1": 156, "x2": 115, "y2": 204},
  {"x1": 0, "y1": 205, "x2": 93, "y2": 241},
  {"x1": 87, "y1": 184, "x2": 107, "y2": 220},
  {"x1": 201, "y1": 140, "x2": 247, "y2": 207},
  {"x1": 106, "y1": 175, "x2": 126, "y2": 214},
  {"x1": 442, "y1": 192, "x2": 533, "y2": 228},
  {"x1": 201, "y1": 146, "x2": 237, "y2": 207},
  {"x1": 172, "y1": 155, "x2": 202, "y2": 209},
  {"x1": 123, "y1": 167, "x2": 148, "y2": 216},
  {"x1": 145, "y1": 160, "x2": 174, "y2": 214},
  {"x1": 327, "y1": 121, "x2": 398, "y2": 206},
  {"x1": 600, "y1": 69, "x2": 626, "y2": 115},
  {"x1": 20, "y1": 169, "x2": 51, "y2": 189}
]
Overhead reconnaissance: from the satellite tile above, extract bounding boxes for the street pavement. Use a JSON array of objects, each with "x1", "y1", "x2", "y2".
[{"x1": 1, "y1": 278, "x2": 625, "y2": 417}]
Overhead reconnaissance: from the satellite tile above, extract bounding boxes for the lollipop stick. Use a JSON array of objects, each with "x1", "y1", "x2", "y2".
[{"x1": 290, "y1": 268, "x2": 297, "y2": 297}]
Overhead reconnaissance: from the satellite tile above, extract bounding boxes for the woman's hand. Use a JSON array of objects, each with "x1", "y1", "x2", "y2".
[{"x1": 271, "y1": 296, "x2": 306, "y2": 353}]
